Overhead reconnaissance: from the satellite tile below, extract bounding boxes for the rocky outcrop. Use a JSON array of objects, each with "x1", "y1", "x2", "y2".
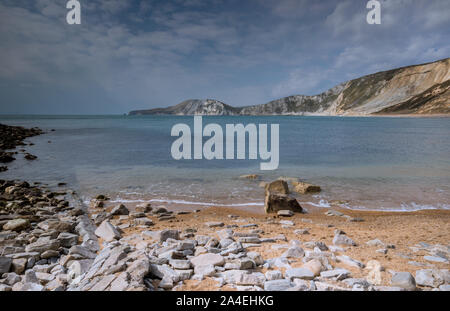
[
  {"x1": 0, "y1": 124, "x2": 43, "y2": 171},
  {"x1": 129, "y1": 58, "x2": 450, "y2": 116}
]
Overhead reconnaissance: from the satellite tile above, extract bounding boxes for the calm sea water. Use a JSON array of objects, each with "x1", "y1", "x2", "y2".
[{"x1": 0, "y1": 115, "x2": 449, "y2": 212}]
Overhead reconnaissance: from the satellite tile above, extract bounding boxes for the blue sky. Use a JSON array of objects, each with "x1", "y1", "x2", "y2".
[{"x1": 0, "y1": 0, "x2": 449, "y2": 114}]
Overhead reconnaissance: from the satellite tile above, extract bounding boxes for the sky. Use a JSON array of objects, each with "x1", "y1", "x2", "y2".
[{"x1": 0, "y1": 0, "x2": 449, "y2": 114}]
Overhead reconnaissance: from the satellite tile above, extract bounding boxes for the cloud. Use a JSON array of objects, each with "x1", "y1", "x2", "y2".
[{"x1": 0, "y1": 0, "x2": 448, "y2": 113}]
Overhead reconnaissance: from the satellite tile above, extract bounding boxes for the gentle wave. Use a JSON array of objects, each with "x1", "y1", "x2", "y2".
[
  {"x1": 97, "y1": 197, "x2": 265, "y2": 208},
  {"x1": 340, "y1": 202, "x2": 450, "y2": 212},
  {"x1": 299, "y1": 199, "x2": 331, "y2": 208}
]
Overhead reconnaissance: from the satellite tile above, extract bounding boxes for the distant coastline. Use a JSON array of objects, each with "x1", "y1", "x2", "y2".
[{"x1": 129, "y1": 58, "x2": 450, "y2": 117}]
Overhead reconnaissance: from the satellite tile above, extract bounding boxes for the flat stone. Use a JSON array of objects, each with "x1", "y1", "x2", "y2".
[
  {"x1": 264, "y1": 279, "x2": 292, "y2": 291},
  {"x1": 89, "y1": 275, "x2": 117, "y2": 291},
  {"x1": 3, "y1": 219, "x2": 30, "y2": 231},
  {"x1": 41, "y1": 250, "x2": 59, "y2": 259},
  {"x1": 194, "y1": 264, "x2": 216, "y2": 277},
  {"x1": 56, "y1": 232, "x2": 79, "y2": 248},
  {"x1": 191, "y1": 253, "x2": 225, "y2": 267},
  {"x1": 285, "y1": 268, "x2": 315, "y2": 280},
  {"x1": 282, "y1": 246, "x2": 305, "y2": 258},
  {"x1": 25, "y1": 239, "x2": 60, "y2": 254},
  {"x1": 205, "y1": 222, "x2": 225, "y2": 228},
  {"x1": 236, "y1": 272, "x2": 265, "y2": 287},
  {"x1": 415, "y1": 269, "x2": 435, "y2": 287},
  {"x1": 169, "y1": 259, "x2": 191, "y2": 270},
  {"x1": 391, "y1": 272, "x2": 416, "y2": 291},
  {"x1": 337, "y1": 255, "x2": 365, "y2": 269},
  {"x1": 424, "y1": 256, "x2": 449, "y2": 263},
  {"x1": 12, "y1": 282, "x2": 44, "y2": 291},
  {"x1": 69, "y1": 245, "x2": 96, "y2": 259},
  {"x1": 265, "y1": 270, "x2": 283, "y2": 281},
  {"x1": 94, "y1": 220, "x2": 121, "y2": 242},
  {"x1": 277, "y1": 210, "x2": 294, "y2": 217},
  {"x1": 333, "y1": 234, "x2": 356, "y2": 246},
  {"x1": 320, "y1": 269, "x2": 351, "y2": 279}
]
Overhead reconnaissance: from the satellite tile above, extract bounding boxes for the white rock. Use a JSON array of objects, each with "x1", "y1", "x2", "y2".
[{"x1": 94, "y1": 221, "x2": 121, "y2": 242}]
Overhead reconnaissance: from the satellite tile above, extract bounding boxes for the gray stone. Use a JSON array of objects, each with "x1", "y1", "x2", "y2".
[
  {"x1": 110, "y1": 204, "x2": 129, "y2": 216},
  {"x1": 41, "y1": 250, "x2": 59, "y2": 259},
  {"x1": 94, "y1": 220, "x2": 121, "y2": 242},
  {"x1": 12, "y1": 282, "x2": 44, "y2": 291},
  {"x1": 109, "y1": 272, "x2": 130, "y2": 291},
  {"x1": 25, "y1": 239, "x2": 60, "y2": 254},
  {"x1": 391, "y1": 272, "x2": 416, "y2": 291},
  {"x1": 0, "y1": 256, "x2": 12, "y2": 274},
  {"x1": 135, "y1": 218, "x2": 153, "y2": 226},
  {"x1": 69, "y1": 245, "x2": 96, "y2": 259},
  {"x1": 57, "y1": 232, "x2": 79, "y2": 248},
  {"x1": 265, "y1": 270, "x2": 282, "y2": 281},
  {"x1": 205, "y1": 221, "x2": 224, "y2": 228},
  {"x1": 194, "y1": 264, "x2": 216, "y2": 277},
  {"x1": 35, "y1": 272, "x2": 55, "y2": 284},
  {"x1": 282, "y1": 246, "x2": 305, "y2": 258},
  {"x1": 191, "y1": 253, "x2": 224, "y2": 267},
  {"x1": 439, "y1": 284, "x2": 450, "y2": 291},
  {"x1": 337, "y1": 255, "x2": 365, "y2": 269},
  {"x1": 264, "y1": 279, "x2": 292, "y2": 291},
  {"x1": 3, "y1": 219, "x2": 30, "y2": 232},
  {"x1": 159, "y1": 229, "x2": 180, "y2": 242},
  {"x1": 236, "y1": 272, "x2": 265, "y2": 287},
  {"x1": 24, "y1": 270, "x2": 39, "y2": 283},
  {"x1": 11, "y1": 258, "x2": 27, "y2": 274},
  {"x1": 169, "y1": 259, "x2": 191, "y2": 270},
  {"x1": 247, "y1": 252, "x2": 264, "y2": 266},
  {"x1": 89, "y1": 275, "x2": 117, "y2": 291},
  {"x1": 333, "y1": 234, "x2": 356, "y2": 246},
  {"x1": 320, "y1": 269, "x2": 351, "y2": 279},
  {"x1": 415, "y1": 269, "x2": 435, "y2": 287},
  {"x1": 424, "y1": 255, "x2": 449, "y2": 263},
  {"x1": 2, "y1": 272, "x2": 20, "y2": 286},
  {"x1": 285, "y1": 268, "x2": 315, "y2": 280}
]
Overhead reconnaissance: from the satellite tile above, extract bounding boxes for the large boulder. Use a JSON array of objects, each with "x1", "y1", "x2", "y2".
[
  {"x1": 265, "y1": 180, "x2": 289, "y2": 195},
  {"x1": 292, "y1": 182, "x2": 321, "y2": 194},
  {"x1": 264, "y1": 193, "x2": 302, "y2": 214}
]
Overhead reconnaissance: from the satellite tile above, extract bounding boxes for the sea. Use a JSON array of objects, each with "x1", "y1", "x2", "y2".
[{"x1": 0, "y1": 115, "x2": 449, "y2": 212}]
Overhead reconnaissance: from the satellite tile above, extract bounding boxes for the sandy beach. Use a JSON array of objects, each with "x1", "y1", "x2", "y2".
[{"x1": 100, "y1": 202, "x2": 450, "y2": 291}]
